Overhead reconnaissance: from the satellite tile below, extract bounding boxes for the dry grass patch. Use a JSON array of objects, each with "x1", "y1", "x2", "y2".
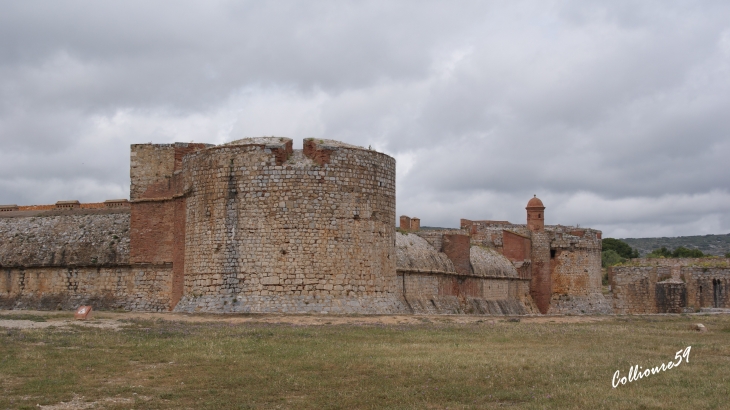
[{"x1": 0, "y1": 314, "x2": 728, "y2": 409}]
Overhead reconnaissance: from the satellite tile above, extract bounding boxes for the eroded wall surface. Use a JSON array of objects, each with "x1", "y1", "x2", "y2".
[{"x1": 0, "y1": 211, "x2": 130, "y2": 267}]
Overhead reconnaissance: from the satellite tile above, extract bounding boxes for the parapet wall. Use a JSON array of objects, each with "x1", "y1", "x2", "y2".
[{"x1": 175, "y1": 138, "x2": 407, "y2": 313}]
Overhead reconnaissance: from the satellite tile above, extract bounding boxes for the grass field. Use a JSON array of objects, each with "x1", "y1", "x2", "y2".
[{"x1": 1, "y1": 313, "x2": 729, "y2": 409}]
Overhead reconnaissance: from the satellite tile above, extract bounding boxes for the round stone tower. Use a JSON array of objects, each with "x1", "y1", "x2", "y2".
[
  {"x1": 526, "y1": 195, "x2": 545, "y2": 232},
  {"x1": 174, "y1": 137, "x2": 406, "y2": 313}
]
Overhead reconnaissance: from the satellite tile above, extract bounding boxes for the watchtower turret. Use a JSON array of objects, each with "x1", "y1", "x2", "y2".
[{"x1": 526, "y1": 195, "x2": 545, "y2": 232}]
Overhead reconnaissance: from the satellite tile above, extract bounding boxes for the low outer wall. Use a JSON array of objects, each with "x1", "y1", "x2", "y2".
[
  {"x1": 176, "y1": 139, "x2": 407, "y2": 313},
  {"x1": 0, "y1": 265, "x2": 172, "y2": 311}
]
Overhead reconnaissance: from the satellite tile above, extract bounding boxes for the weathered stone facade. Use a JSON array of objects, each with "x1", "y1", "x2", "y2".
[
  {"x1": 1, "y1": 137, "x2": 625, "y2": 315},
  {"x1": 0, "y1": 207, "x2": 172, "y2": 311},
  {"x1": 609, "y1": 258, "x2": 730, "y2": 314},
  {"x1": 175, "y1": 138, "x2": 406, "y2": 313},
  {"x1": 0, "y1": 265, "x2": 172, "y2": 311},
  {"x1": 395, "y1": 232, "x2": 536, "y2": 315},
  {"x1": 458, "y1": 214, "x2": 610, "y2": 314}
]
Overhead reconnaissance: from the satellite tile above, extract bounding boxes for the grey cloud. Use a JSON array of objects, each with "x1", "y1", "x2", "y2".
[{"x1": 1, "y1": 1, "x2": 729, "y2": 238}]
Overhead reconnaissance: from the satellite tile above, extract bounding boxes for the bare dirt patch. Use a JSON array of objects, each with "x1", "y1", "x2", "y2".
[
  {"x1": 0, "y1": 312, "x2": 124, "y2": 330},
  {"x1": 38, "y1": 394, "x2": 147, "y2": 409},
  {"x1": 0, "y1": 309, "x2": 610, "y2": 329}
]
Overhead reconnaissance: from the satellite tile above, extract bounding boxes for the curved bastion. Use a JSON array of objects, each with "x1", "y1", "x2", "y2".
[{"x1": 174, "y1": 138, "x2": 408, "y2": 313}]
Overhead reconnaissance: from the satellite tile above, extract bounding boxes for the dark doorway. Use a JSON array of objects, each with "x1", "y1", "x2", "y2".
[{"x1": 713, "y1": 279, "x2": 722, "y2": 308}]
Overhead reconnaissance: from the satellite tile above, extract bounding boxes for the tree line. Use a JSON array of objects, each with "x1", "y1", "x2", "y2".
[{"x1": 601, "y1": 238, "x2": 730, "y2": 268}]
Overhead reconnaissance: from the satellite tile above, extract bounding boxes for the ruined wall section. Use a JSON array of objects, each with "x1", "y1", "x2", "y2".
[
  {"x1": 685, "y1": 265, "x2": 730, "y2": 310},
  {"x1": 547, "y1": 227, "x2": 610, "y2": 314},
  {"x1": 466, "y1": 223, "x2": 532, "y2": 251},
  {"x1": 609, "y1": 266, "x2": 660, "y2": 314},
  {"x1": 176, "y1": 138, "x2": 406, "y2": 313},
  {"x1": 610, "y1": 259, "x2": 730, "y2": 313}
]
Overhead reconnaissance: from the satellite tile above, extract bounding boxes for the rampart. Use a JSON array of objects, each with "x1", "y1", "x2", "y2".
[{"x1": 0, "y1": 138, "x2": 640, "y2": 317}]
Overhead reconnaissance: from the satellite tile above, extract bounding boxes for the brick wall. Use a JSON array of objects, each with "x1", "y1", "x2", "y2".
[
  {"x1": 441, "y1": 234, "x2": 472, "y2": 276},
  {"x1": 502, "y1": 230, "x2": 531, "y2": 264},
  {"x1": 130, "y1": 201, "x2": 175, "y2": 264}
]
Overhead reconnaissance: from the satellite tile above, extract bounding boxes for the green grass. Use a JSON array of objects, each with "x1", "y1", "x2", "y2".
[{"x1": 1, "y1": 315, "x2": 729, "y2": 409}]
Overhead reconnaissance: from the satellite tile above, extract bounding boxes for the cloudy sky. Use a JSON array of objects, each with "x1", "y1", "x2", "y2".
[{"x1": 1, "y1": 1, "x2": 729, "y2": 239}]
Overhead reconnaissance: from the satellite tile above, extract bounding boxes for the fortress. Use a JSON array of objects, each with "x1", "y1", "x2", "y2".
[{"x1": 1, "y1": 138, "x2": 727, "y2": 314}]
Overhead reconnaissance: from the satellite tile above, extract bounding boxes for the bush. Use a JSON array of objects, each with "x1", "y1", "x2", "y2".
[
  {"x1": 602, "y1": 238, "x2": 639, "y2": 259},
  {"x1": 672, "y1": 246, "x2": 705, "y2": 258},
  {"x1": 648, "y1": 246, "x2": 705, "y2": 258},
  {"x1": 601, "y1": 249, "x2": 625, "y2": 267}
]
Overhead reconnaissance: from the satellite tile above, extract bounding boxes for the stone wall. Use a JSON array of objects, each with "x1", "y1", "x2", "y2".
[
  {"x1": 0, "y1": 210, "x2": 130, "y2": 267},
  {"x1": 686, "y1": 267, "x2": 730, "y2": 309},
  {"x1": 547, "y1": 227, "x2": 609, "y2": 314},
  {"x1": 175, "y1": 138, "x2": 407, "y2": 314},
  {"x1": 609, "y1": 259, "x2": 730, "y2": 313},
  {"x1": 530, "y1": 231, "x2": 552, "y2": 314},
  {"x1": 397, "y1": 234, "x2": 536, "y2": 315},
  {"x1": 0, "y1": 265, "x2": 172, "y2": 311},
  {"x1": 400, "y1": 272, "x2": 534, "y2": 315},
  {"x1": 609, "y1": 266, "x2": 658, "y2": 314},
  {"x1": 0, "y1": 209, "x2": 174, "y2": 311},
  {"x1": 655, "y1": 280, "x2": 686, "y2": 313},
  {"x1": 130, "y1": 142, "x2": 212, "y2": 200}
]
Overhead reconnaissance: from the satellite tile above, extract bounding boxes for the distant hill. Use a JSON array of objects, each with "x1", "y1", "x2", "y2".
[{"x1": 620, "y1": 233, "x2": 730, "y2": 257}]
